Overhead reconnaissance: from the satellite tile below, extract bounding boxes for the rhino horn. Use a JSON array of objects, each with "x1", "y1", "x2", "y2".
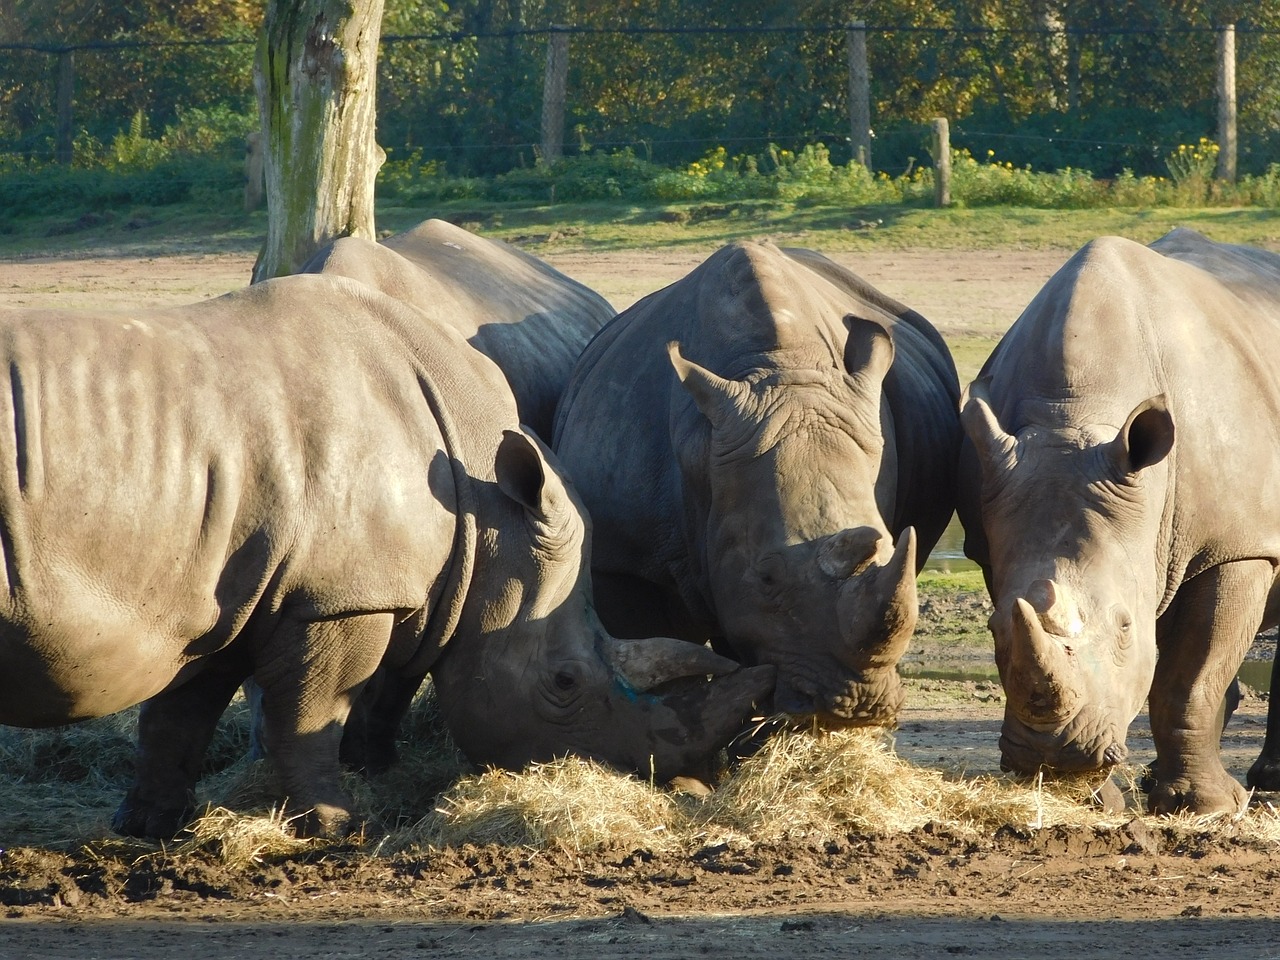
[
  {"x1": 960, "y1": 378, "x2": 1018, "y2": 473},
  {"x1": 848, "y1": 526, "x2": 918, "y2": 671},
  {"x1": 605, "y1": 635, "x2": 744, "y2": 692},
  {"x1": 1005, "y1": 597, "x2": 1084, "y2": 727},
  {"x1": 1025, "y1": 578, "x2": 1083, "y2": 638}
]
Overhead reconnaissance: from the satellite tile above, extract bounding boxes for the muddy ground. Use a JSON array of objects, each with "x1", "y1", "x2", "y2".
[{"x1": 3, "y1": 242, "x2": 1280, "y2": 957}]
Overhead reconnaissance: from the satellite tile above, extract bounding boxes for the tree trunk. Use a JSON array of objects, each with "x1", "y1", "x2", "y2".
[{"x1": 252, "y1": 0, "x2": 386, "y2": 283}]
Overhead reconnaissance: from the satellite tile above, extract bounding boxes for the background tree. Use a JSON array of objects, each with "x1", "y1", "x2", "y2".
[{"x1": 252, "y1": 0, "x2": 385, "y2": 282}]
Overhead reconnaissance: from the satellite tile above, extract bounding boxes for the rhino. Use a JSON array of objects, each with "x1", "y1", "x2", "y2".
[
  {"x1": 247, "y1": 219, "x2": 617, "y2": 772},
  {"x1": 0, "y1": 272, "x2": 774, "y2": 838},
  {"x1": 958, "y1": 227, "x2": 1280, "y2": 815},
  {"x1": 552, "y1": 241, "x2": 961, "y2": 724}
]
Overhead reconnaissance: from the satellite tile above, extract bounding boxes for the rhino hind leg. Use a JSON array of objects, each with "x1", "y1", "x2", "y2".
[
  {"x1": 255, "y1": 611, "x2": 396, "y2": 838},
  {"x1": 113, "y1": 653, "x2": 251, "y2": 839},
  {"x1": 1246, "y1": 653, "x2": 1280, "y2": 790}
]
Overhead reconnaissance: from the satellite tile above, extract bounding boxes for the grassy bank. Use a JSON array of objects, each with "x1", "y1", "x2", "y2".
[{"x1": 3, "y1": 198, "x2": 1279, "y2": 261}]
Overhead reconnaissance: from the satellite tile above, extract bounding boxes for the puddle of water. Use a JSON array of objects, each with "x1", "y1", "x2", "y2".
[
  {"x1": 1238, "y1": 660, "x2": 1273, "y2": 691},
  {"x1": 902, "y1": 658, "x2": 1275, "y2": 691},
  {"x1": 900, "y1": 663, "x2": 1000, "y2": 682},
  {"x1": 924, "y1": 514, "x2": 978, "y2": 572}
]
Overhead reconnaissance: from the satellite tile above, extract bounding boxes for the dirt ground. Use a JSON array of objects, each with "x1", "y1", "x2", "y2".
[{"x1": 4, "y1": 242, "x2": 1280, "y2": 957}]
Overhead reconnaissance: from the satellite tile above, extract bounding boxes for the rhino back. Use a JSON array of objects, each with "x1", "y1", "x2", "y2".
[
  {"x1": 0, "y1": 275, "x2": 474, "y2": 719},
  {"x1": 554, "y1": 241, "x2": 960, "y2": 583},
  {"x1": 305, "y1": 219, "x2": 614, "y2": 438},
  {"x1": 973, "y1": 234, "x2": 1280, "y2": 584}
]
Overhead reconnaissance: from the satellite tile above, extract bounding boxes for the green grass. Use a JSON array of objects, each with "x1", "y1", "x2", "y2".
[
  {"x1": 915, "y1": 568, "x2": 993, "y2": 651},
  {"x1": 918, "y1": 568, "x2": 987, "y2": 594},
  {"x1": 4, "y1": 198, "x2": 1280, "y2": 261}
]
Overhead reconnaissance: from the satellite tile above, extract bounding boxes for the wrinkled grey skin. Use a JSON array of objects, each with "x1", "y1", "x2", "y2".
[
  {"x1": 302, "y1": 218, "x2": 615, "y2": 439},
  {"x1": 553, "y1": 241, "x2": 960, "y2": 725},
  {"x1": 0, "y1": 274, "x2": 773, "y2": 838},
  {"x1": 262, "y1": 219, "x2": 618, "y2": 773},
  {"x1": 958, "y1": 228, "x2": 1280, "y2": 815}
]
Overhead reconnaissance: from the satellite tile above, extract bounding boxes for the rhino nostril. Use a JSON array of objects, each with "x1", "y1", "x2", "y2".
[{"x1": 1102, "y1": 741, "x2": 1127, "y2": 765}]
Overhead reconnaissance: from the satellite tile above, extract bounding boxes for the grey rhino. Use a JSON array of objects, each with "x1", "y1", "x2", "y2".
[
  {"x1": 552, "y1": 241, "x2": 961, "y2": 724},
  {"x1": 958, "y1": 227, "x2": 1280, "y2": 815},
  {"x1": 0, "y1": 272, "x2": 774, "y2": 838},
  {"x1": 261, "y1": 219, "x2": 618, "y2": 772},
  {"x1": 302, "y1": 218, "x2": 615, "y2": 439}
]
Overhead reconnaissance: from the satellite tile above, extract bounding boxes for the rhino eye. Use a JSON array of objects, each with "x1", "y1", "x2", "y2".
[
  {"x1": 554, "y1": 671, "x2": 577, "y2": 691},
  {"x1": 1114, "y1": 609, "x2": 1133, "y2": 648},
  {"x1": 754, "y1": 554, "x2": 786, "y2": 588}
]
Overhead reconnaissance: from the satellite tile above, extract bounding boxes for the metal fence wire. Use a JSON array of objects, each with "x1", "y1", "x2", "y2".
[{"x1": 1, "y1": 22, "x2": 1277, "y2": 178}]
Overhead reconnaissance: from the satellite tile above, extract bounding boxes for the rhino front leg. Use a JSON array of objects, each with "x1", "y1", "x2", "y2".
[
  {"x1": 1148, "y1": 559, "x2": 1270, "y2": 815},
  {"x1": 255, "y1": 611, "x2": 395, "y2": 838},
  {"x1": 113, "y1": 653, "x2": 251, "y2": 838}
]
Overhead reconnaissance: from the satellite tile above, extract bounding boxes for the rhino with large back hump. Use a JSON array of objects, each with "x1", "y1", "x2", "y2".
[
  {"x1": 277, "y1": 219, "x2": 618, "y2": 770},
  {"x1": 553, "y1": 241, "x2": 960, "y2": 724},
  {"x1": 0, "y1": 272, "x2": 773, "y2": 838},
  {"x1": 958, "y1": 228, "x2": 1280, "y2": 814}
]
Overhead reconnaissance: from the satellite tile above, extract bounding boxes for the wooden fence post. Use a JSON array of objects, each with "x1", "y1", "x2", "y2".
[
  {"x1": 1216, "y1": 24, "x2": 1237, "y2": 182},
  {"x1": 541, "y1": 25, "x2": 569, "y2": 166},
  {"x1": 55, "y1": 49, "x2": 75, "y2": 164},
  {"x1": 932, "y1": 118, "x2": 951, "y2": 207},
  {"x1": 846, "y1": 21, "x2": 871, "y2": 170}
]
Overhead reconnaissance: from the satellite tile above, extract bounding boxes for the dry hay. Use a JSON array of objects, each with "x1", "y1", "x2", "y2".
[
  {"x1": 394, "y1": 721, "x2": 1280, "y2": 854},
  {"x1": 7, "y1": 687, "x2": 1280, "y2": 861}
]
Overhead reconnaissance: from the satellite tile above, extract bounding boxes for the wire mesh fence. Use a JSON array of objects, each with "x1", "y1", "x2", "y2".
[{"x1": 2, "y1": 21, "x2": 1278, "y2": 181}]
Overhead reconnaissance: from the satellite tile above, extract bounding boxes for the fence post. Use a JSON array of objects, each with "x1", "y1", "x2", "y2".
[
  {"x1": 932, "y1": 118, "x2": 951, "y2": 208},
  {"x1": 846, "y1": 21, "x2": 871, "y2": 170},
  {"x1": 541, "y1": 25, "x2": 569, "y2": 166},
  {"x1": 1216, "y1": 24, "x2": 1237, "y2": 182},
  {"x1": 55, "y1": 49, "x2": 75, "y2": 164}
]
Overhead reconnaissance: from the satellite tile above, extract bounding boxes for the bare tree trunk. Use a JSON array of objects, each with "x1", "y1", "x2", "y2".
[
  {"x1": 1216, "y1": 24, "x2": 1237, "y2": 183},
  {"x1": 55, "y1": 50, "x2": 75, "y2": 165},
  {"x1": 846, "y1": 22, "x2": 871, "y2": 170},
  {"x1": 252, "y1": 0, "x2": 386, "y2": 283}
]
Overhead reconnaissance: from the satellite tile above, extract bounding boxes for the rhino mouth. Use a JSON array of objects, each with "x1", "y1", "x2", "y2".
[
  {"x1": 772, "y1": 666, "x2": 905, "y2": 728},
  {"x1": 998, "y1": 715, "x2": 1128, "y2": 775}
]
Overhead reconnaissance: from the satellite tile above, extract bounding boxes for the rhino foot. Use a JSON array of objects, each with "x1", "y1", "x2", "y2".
[
  {"x1": 290, "y1": 802, "x2": 357, "y2": 840},
  {"x1": 1147, "y1": 772, "x2": 1248, "y2": 817},
  {"x1": 1246, "y1": 753, "x2": 1280, "y2": 792},
  {"x1": 111, "y1": 787, "x2": 198, "y2": 839}
]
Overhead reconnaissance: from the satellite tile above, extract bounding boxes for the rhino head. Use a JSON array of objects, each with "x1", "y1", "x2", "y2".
[
  {"x1": 665, "y1": 314, "x2": 918, "y2": 727},
  {"x1": 431, "y1": 429, "x2": 775, "y2": 782},
  {"x1": 961, "y1": 381, "x2": 1174, "y2": 775}
]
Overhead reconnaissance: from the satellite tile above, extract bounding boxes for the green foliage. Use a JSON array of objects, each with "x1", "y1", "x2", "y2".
[
  {"x1": 377, "y1": 148, "x2": 486, "y2": 202},
  {"x1": 0, "y1": 103, "x2": 253, "y2": 216}
]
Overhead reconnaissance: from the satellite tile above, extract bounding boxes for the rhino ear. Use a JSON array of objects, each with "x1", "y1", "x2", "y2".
[
  {"x1": 667, "y1": 341, "x2": 750, "y2": 429},
  {"x1": 961, "y1": 377, "x2": 1018, "y2": 472},
  {"x1": 1110, "y1": 395, "x2": 1174, "y2": 474},
  {"x1": 494, "y1": 428, "x2": 552, "y2": 520},
  {"x1": 843, "y1": 315, "x2": 895, "y2": 388}
]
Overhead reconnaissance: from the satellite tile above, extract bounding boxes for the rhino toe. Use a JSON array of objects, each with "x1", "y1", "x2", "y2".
[{"x1": 111, "y1": 788, "x2": 197, "y2": 839}]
